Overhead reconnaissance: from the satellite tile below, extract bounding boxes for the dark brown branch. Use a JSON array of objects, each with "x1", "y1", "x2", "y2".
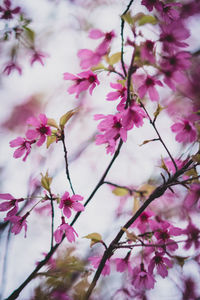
[
  {"x1": 120, "y1": 0, "x2": 135, "y2": 77},
  {"x1": 61, "y1": 131, "x2": 75, "y2": 195},
  {"x1": 84, "y1": 159, "x2": 194, "y2": 299}
]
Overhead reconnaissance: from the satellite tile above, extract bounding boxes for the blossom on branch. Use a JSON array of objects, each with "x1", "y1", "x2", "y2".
[
  {"x1": 0, "y1": 0, "x2": 20, "y2": 19},
  {"x1": 138, "y1": 75, "x2": 163, "y2": 101},
  {"x1": 54, "y1": 217, "x2": 78, "y2": 243},
  {"x1": 59, "y1": 192, "x2": 84, "y2": 218},
  {"x1": 0, "y1": 193, "x2": 24, "y2": 217},
  {"x1": 26, "y1": 114, "x2": 51, "y2": 146},
  {"x1": 64, "y1": 70, "x2": 99, "y2": 98},
  {"x1": 10, "y1": 137, "x2": 35, "y2": 161},
  {"x1": 171, "y1": 119, "x2": 197, "y2": 143}
]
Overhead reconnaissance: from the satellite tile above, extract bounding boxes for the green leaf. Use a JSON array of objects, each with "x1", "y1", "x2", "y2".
[
  {"x1": 121, "y1": 11, "x2": 133, "y2": 25},
  {"x1": 41, "y1": 171, "x2": 52, "y2": 192},
  {"x1": 59, "y1": 109, "x2": 77, "y2": 130},
  {"x1": 139, "y1": 139, "x2": 152, "y2": 146},
  {"x1": 107, "y1": 52, "x2": 121, "y2": 66},
  {"x1": 46, "y1": 135, "x2": 57, "y2": 149},
  {"x1": 138, "y1": 15, "x2": 157, "y2": 26},
  {"x1": 91, "y1": 63, "x2": 106, "y2": 71},
  {"x1": 23, "y1": 26, "x2": 35, "y2": 42},
  {"x1": 122, "y1": 228, "x2": 138, "y2": 242},
  {"x1": 84, "y1": 232, "x2": 102, "y2": 247},
  {"x1": 112, "y1": 187, "x2": 129, "y2": 196},
  {"x1": 47, "y1": 118, "x2": 59, "y2": 129},
  {"x1": 153, "y1": 103, "x2": 164, "y2": 120}
]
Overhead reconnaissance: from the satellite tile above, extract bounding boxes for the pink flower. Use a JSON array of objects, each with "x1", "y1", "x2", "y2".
[
  {"x1": 94, "y1": 113, "x2": 127, "y2": 154},
  {"x1": 141, "y1": 0, "x2": 162, "y2": 12},
  {"x1": 0, "y1": 193, "x2": 24, "y2": 217},
  {"x1": 162, "y1": 69, "x2": 187, "y2": 91},
  {"x1": 63, "y1": 70, "x2": 99, "y2": 98},
  {"x1": 154, "y1": 222, "x2": 182, "y2": 252},
  {"x1": 5, "y1": 212, "x2": 29, "y2": 237},
  {"x1": 0, "y1": 0, "x2": 20, "y2": 19},
  {"x1": 132, "y1": 263, "x2": 156, "y2": 290},
  {"x1": 77, "y1": 49, "x2": 101, "y2": 70},
  {"x1": 184, "y1": 183, "x2": 200, "y2": 209},
  {"x1": 9, "y1": 137, "x2": 35, "y2": 161},
  {"x1": 161, "y1": 51, "x2": 191, "y2": 72},
  {"x1": 138, "y1": 75, "x2": 163, "y2": 101},
  {"x1": 3, "y1": 61, "x2": 22, "y2": 75},
  {"x1": 54, "y1": 217, "x2": 78, "y2": 243},
  {"x1": 121, "y1": 101, "x2": 146, "y2": 130},
  {"x1": 164, "y1": 158, "x2": 187, "y2": 174},
  {"x1": 160, "y1": 2, "x2": 182, "y2": 24},
  {"x1": 182, "y1": 222, "x2": 200, "y2": 250},
  {"x1": 106, "y1": 82, "x2": 127, "y2": 110},
  {"x1": 89, "y1": 29, "x2": 115, "y2": 55},
  {"x1": 30, "y1": 51, "x2": 47, "y2": 66},
  {"x1": 26, "y1": 114, "x2": 51, "y2": 146},
  {"x1": 115, "y1": 254, "x2": 132, "y2": 274},
  {"x1": 88, "y1": 256, "x2": 110, "y2": 276},
  {"x1": 171, "y1": 119, "x2": 197, "y2": 143},
  {"x1": 59, "y1": 191, "x2": 84, "y2": 218},
  {"x1": 131, "y1": 210, "x2": 154, "y2": 233},
  {"x1": 148, "y1": 252, "x2": 173, "y2": 278},
  {"x1": 141, "y1": 40, "x2": 156, "y2": 64},
  {"x1": 160, "y1": 23, "x2": 190, "y2": 53}
]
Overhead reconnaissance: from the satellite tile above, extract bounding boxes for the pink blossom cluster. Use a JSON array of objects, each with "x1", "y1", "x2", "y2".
[
  {"x1": 10, "y1": 113, "x2": 51, "y2": 161},
  {"x1": 54, "y1": 192, "x2": 84, "y2": 243}
]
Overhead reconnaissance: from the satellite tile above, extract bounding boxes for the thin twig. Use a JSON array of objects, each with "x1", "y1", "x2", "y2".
[
  {"x1": 84, "y1": 159, "x2": 194, "y2": 299},
  {"x1": 140, "y1": 101, "x2": 178, "y2": 172},
  {"x1": 61, "y1": 131, "x2": 75, "y2": 195},
  {"x1": 120, "y1": 0, "x2": 135, "y2": 77}
]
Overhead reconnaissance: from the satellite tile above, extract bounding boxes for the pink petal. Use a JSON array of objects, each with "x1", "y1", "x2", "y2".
[
  {"x1": 26, "y1": 129, "x2": 38, "y2": 140},
  {"x1": 0, "y1": 193, "x2": 14, "y2": 200},
  {"x1": 148, "y1": 86, "x2": 159, "y2": 101},
  {"x1": 89, "y1": 29, "x2": 104, "y2": 39},
  {"x1": 63, "y1": 72, "x2": 78, "y2": 80},
  {"x1": 9, "y1": 137, "x2": 24, "y2": 147}
]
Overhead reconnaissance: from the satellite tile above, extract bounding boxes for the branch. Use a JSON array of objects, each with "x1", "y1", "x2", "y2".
[
  {"x1": 84, "y1": 159, "x2": 194, "y2": 299},
  {"x1": 61, "y1": 131, "x2": 75, "y2": 195},
  {"x1": 140, "y1": 101, "x2": 178, "y2": 172},
  {"x1": 5, "y1": 140, "x2": 123, "y2": 300},
  {"x1": 120, "y1": 0, "x2": 135, "y2": 77}
]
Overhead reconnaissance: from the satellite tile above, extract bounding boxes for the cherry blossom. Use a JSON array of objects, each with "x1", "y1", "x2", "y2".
[
  {"x1": 3, "y1": 61, "x2": 22, "y2": 75},
  {"x1": 0, "y1": 193, "x2": 24, "y2": 217},
  {"x1": 88, "y1": 256, "x2": 111, "y2": 276},
  {"x1": 30, "y1": 51, "x2": 47, "y2": 66},
  {"x1": 138, "y1": 75, "x2": 163, "y2": 101},
  {"x1": 121, "y1": 101, "x2": 146, "y2": 130},
  {"x1": 184, "y1": 183, "x2": 200, "y2": 209},
  {"x1": 171, "y1": 119, "x2": 197, "y2": 143},
  {"x1": 9, "y1": 137, "x2": 35, "y2": 161},
  {"x1": 0, "y1": 0, "x2": 20, "y2": 19},
  {"x1": 54, "y1": 217, "x2": 78, "y2": 243},
  {"x1": 26, "y1": 114, "x2": 51, "y2": 146},
  {"x1": 160, "y1": 23, "x2": 190, "y2": 53},
  {"x1": 59, "y1": 192, "x2": 84, "y2": 218},
  {"x1": 141, "y1": 0, "x2": 162, "y2": 12},
  {"x1": 63, "y1": 70, "x2": 100, "y2": 98},
  {"x1": 94, "y1": 113, "x2": 127, "y2": 154},
  {"x1": 148, "y1": 252, "x2": 173, "y2": 278},
  {"x1": 132, "y1": 263, "x2": 156, "y2": 290},
  {"x1": 160, "y1": 2, "x2": 182, "y2": 24},
  {"x1": 182, "y1": 222, "x2": 200, "y2": 250},
  {"x1": 5, "y1": 212, "x2": 29, "y2": 237},
  {"x1": 140, "y1": 40, "x2": 156, "y2": 64}
]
